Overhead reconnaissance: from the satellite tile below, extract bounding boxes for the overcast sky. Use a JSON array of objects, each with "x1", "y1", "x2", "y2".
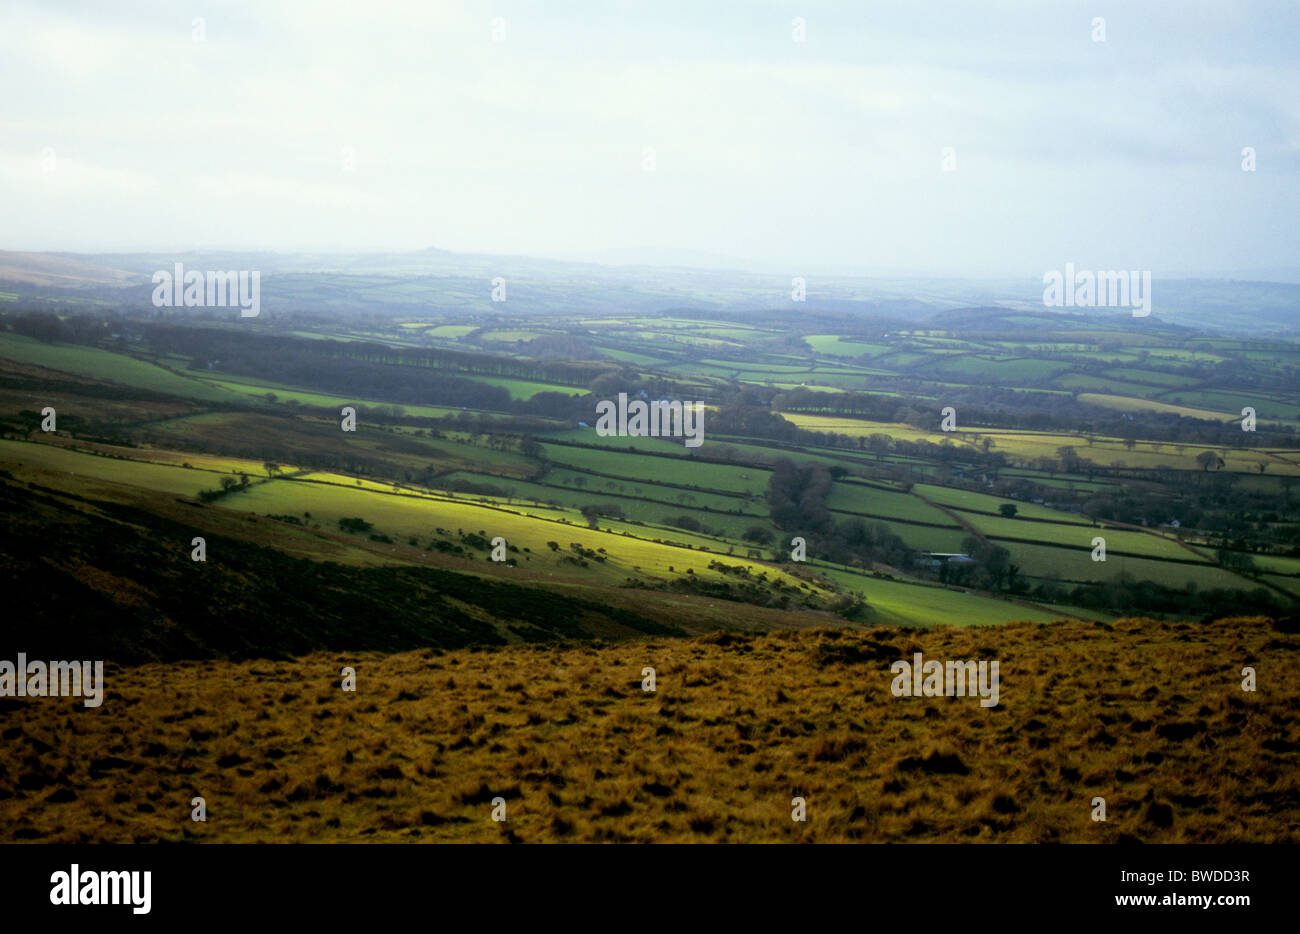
[{"x1": 1, "y1": 0, "x2": 1297, "y2": 277}]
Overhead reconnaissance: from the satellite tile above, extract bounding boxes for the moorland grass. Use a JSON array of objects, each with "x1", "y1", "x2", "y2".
[{"x1": 4, "y1": 616, "x2": 1293, "y2": 843}]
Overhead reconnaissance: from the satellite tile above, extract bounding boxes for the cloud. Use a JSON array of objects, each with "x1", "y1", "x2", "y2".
[
  {"x1": 193, "y1": 174, "x2": 380, "y2": 209},
  {"x1": 0, "y1": 0, "x2": 1295, "y2": 273},
  {"x1": 0, "y1": 149, "x2": 156, "y2": 194}
]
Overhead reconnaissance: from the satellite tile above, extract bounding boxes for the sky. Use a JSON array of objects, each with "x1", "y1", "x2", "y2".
[{"x1": 1, "y1": 0, "x2": 1297, "y2": 278}]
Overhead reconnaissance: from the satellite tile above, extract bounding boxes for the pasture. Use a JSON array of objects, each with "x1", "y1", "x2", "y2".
[{"x1": 0, "y1": 332, "x2": 240, "y2": 403}]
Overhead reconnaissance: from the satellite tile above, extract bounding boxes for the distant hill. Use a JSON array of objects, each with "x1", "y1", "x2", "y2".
[
  {"x1": 2, "y1": 248, "x2": 1298, "y2": 335},
  {"x1": 0, "y1": 251, "x2": 141, "y2": 288}
]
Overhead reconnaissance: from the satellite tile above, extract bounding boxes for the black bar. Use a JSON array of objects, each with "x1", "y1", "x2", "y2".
[{"x1": 0, "y1": 843, "x2": 1284, "y2": 922}]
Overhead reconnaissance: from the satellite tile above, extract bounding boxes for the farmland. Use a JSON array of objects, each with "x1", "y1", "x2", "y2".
[
  {"x1": 4, "y1": 298, "x2": 1296, "y2": 630},
  {"x1": 2, "y1": 270, "x2": 1298, "y2": 848}
]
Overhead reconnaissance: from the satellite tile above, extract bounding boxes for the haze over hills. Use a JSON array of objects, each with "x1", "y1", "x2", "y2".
[{"x1": 3, "y1": 248, "x2": 1299, "y2": 335}]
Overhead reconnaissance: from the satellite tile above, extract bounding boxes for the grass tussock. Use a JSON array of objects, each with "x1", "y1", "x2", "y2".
[{"x1": 1, "y1": 616, "x2": 1296, "y2": 843}]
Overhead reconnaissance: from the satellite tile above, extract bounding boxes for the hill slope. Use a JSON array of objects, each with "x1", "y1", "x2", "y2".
[
  {"x1": 0, "y1": 477, "x2": 682, "y2": 662},
  {"x1": 1, "y1": 616, "x2": 1295, "y2": 843}
]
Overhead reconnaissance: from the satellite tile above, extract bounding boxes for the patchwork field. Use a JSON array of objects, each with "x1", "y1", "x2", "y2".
[{"x1": 783, "y1": 414, "x2": 1300, "y2": 475}]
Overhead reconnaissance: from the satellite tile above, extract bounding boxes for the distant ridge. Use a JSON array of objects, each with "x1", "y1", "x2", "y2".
[{"x1": 0, "y1": 251, "x2": 141, "y2": 287}]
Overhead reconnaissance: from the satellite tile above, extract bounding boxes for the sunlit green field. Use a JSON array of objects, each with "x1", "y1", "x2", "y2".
[
  {"x1": 0, "y1": 434, "x2": 1115, "y2": 628},
  {"x1": 784, "y1": 413, "x2": 1300, "y2": 475},
  {"x1": 827, "y1": 481, "x2": 957, "y2": 525},
  {"x1": 914, "y1": 485, "x2": 1091, "y2": 524},
  {"x1": 1077, "y1": 393, "x2": 1237, "y2": 421},
  {"x1": 473, "y1": 376, "x2": 585, "y2": 399},
  {"x1": 191, "y1": 374, "x2": 477, "y2": 418},
  {"x1": 817, "y1": 566, "x2": 1077, "y2": 626},
  {"x1": 0, "y1": 437, "x2": 286, "y2": 486},
  {"x1": 0, "y1": 332, "x2": 240, "y2": 402}
]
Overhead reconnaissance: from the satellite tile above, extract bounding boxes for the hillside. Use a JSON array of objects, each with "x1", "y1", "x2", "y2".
[
  {"x1": 0, "y1": 251, "x2": 140, "y2": 288},
  {"x1": 2, "y1": 616, "x2": 1295, "y2": 843},
  {"x1": 0, "y1": 476, "x2": 696, "y2": 662}
]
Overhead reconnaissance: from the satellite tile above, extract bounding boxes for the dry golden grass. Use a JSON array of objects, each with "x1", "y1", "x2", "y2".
[{"x1": 2, "y1": 616, "x2": 1297, "y2": 843}]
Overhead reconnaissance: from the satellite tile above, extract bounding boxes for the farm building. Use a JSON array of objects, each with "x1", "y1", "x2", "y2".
[{"x1": 914, "y1": 552, "x2": 980, "y2": 570}]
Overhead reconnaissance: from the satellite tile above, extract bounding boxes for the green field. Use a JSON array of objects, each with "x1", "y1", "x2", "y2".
[
  {"x1": 541, "y1": 444, "x2": 770, "y2": 494},
  {"x1": 1103, "y1": 368, "x2": 1194, "y2": 388},
  {"x1": 1056, "y1": 373, "x2": 1171, "y2": 397},
  {"x1": 1078, "y1": 393, "x2": 1235, "y2": 421},
  {"x1": 914, "y1": 484, "x2": 1092, "y2": 524},
  {"x1": 1156, "y1": 389, "x2": 1300, "y2": 422},
  {"x1": 194, "y1": 374, "x2": 478, "y2": 418},
  {"x1": 473, "y1": 376, "x2": 585, "y2": 399},
  {"x1": 928, "y1": 355, "x2": 1069, "y2": 383},
  {"x1": 827, "y1": 481, "x2": 957, "y2": 525},
  {"x1": 804, "y1": 335, "x2": 890, "y2": 357},
  {"x1": 0, "y1": 332, "x2": 241, "y2": 403},
  {"x1": 438, "y1": 470, "x2": 768, "y2": 539},
  {"x1": 785, "y1": 414, "x2": 1300, "y2": 475},
  {"x1": 0, "y1": 438, "x2": 231, "y2": 498},
  {"x1": 1004, "y1": 542, "x2": 1246, "y2": 590},
  {"x1": 540, "y1": 467, "x2": 760, "y2": 516},
  {"x1": 818, "y1": 567, "x2": 1078, "y2": 627},
  {"x1": 969, "y1": 514, "x2": 1204, "y2": 562},
  {"x1": 424, "y1": 325, "x2": 477, "y2": 338}
]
